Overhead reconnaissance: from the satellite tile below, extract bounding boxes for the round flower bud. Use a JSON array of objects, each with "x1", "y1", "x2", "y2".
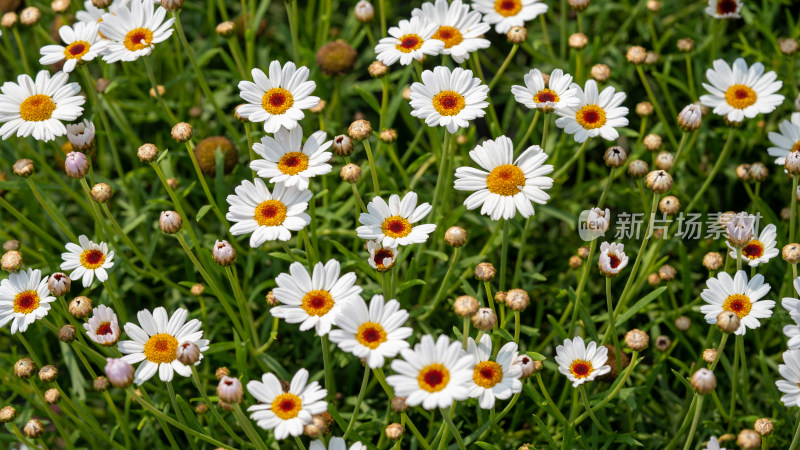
[
  {"x1": 456, "y1": 135, "x2": 468, "y2": 146},
  {"x1": 677, "y1": 104, "x2": 702, "y2": 131},
  {"x1": 191, "y1": 283, "x2": 205, "y2": 296},
  {"x1": 627, "y1": 159, "x2": 649, "y2": 178},
  {"x1": 646, "y1": 0, "x2": 661, "y2": 11},
  {"x1": 658, "y1": 264, "x2": 677, "y2": 281},
  {"x1": 786, "y1": 152, "x2": 800, "y2": 174},
  {"x1": 590, "y1": 63, "x2": 610, "y2": 82},
  {"x1": 340, "y1": 163, "x2": 361, "y2": 183},
  {"x1": 737, "y1": 429, "x2": 761, "y2": 449},
  {"x1": 168, "y1": 177, "x2": 181, "y2": 187},
  {"x1": 195, "y1": 403, "x2": 208, "y2": 414},
  {"x1": 15, "y1": 357, "x2": 36, "y2": 378},
  {"x1": 1, "y1": 250, "x2": 22, "y2": 272},
  {"x1": 736, "y1": 163, "x2": 752, "y2": 181},
  {"x1": 702, "y1": 348, "x2": 717, "y2": 364},
  {"x1": 310, "y1": 101, "x2": 327, "y2": 116},
  {"x1": 658, "y1": 196, "x2": 680, "y2": 216},
  {"x1": 95, "y1": 78, "x2": 111, "y2": 93},
  {"x1": 471, "y1": 307, "x2": 497, "y2": 330},
  {"x1": 749, "y1": 162, "x2": 768, "y2": 182},
  {"x1": 576, "y1": 246, "x2": 589, "y2": 259},
  {"x1": 176, "y1": 342, "x2": 200, "y2": 365},
  {"x1": 453, "y1": 295, "x2": 479, "y2": 317},
  {"x1": 39, "y1": 365, "x2": 58, "y2": 383},
  {"x1": 159, "y1": 210, "x2": 182, "y2": 234},
  {"x1": 138, "y1": 143, "x2": 158, "y2": 162},
  {"x1": 654, "y1": 335, "x2": 671, "y2": 352},
  {"x1": 624, "y1": 329, "x2": 649, "y2": 351},
  {"x1": 92, "y1": 0, "x2": 112, "y2": 7},
  {"x1": 655, "y1": 151, "x2": 673, "y2": 171},
  {"x1": 149, "y1": 85, "x2": 165, "y2": 98},
  {"x1": 19, "y1": 6, "x2": 40, "y2": 26},
  {"x1": 24, "y1": 419, "x2": 43, "y2": 438},
  {"x1": 69, "y1": 296, "x2": 92, "y2": 318},
  {"x1": 626, "y1": 46, "x2": 647, "y2": 64},
  {"x1": 636, "y1": 101, "x2": 653, "y2": 116},
  {"x1": 779, "y1": 37, "x2": 799, "y2": 56},
  {"x1": 603, "y1": 146, "x2": 627, "y2": 168},
  {"x1": 1, "y1": 12, "x2": 18, "y2": 28},
  {"x1": 212, "y1": 239, "x2": 236, "y2": 266},
  {"x1": 266, "y1": 290, "x2": 279, "y2": 306},
  {"x1": 507, "y1": 26, "x2": 527, "y2": 44},
  {"x1": 674, "y1": 315, "x2": 690, "y2": 331},
  {"x1": 171, "y1": 122, "x2": 193, "y2": 142},
  {"x1": 348, "y1": 120, "x2": 372, "y2": 141},
  {"x1": 474, "y1": 262, "x2": 496, "y2": 281},
  {"x1": 316, "y1": 39, "x2": 358, "y2": 75},
  {"x1": 386, "y1": 423, "x2": 404, "y2": 440},
  {"x1": 677, "y1": 38, "x2": 694, "y2": 52},
  {"x1": 703, "y1": 252, "x2": 723, "y2": 270},
  {"x1": 569, "y1": 255, "x2": 583, "y2": 269},
  {"x1": 194, "y1": 136, "x2": 238, "y2": 176},
  {"x1": 568, "y1": 0, "x2": 590, "y2": 10},
  {"x1": 44, "y1": 388, "x2": 60, "y2": 404},
  {"x1": 216, "y1": 367, "x2": 230, "y2": 380},
  {"x1": 643, "y1": 134, "x2": 662, "y2": 151},
  {"x1": 690, "y1": 368, "x2": 716, "y2": 394},
  {"x1": 354, "y1": 0, "x2": 374, "y2": 22},
  {"x1": 754, "y1": 418, "x2": 773, "y2": 436},
  {"x1": 333, "y1": 135, "x2": 354, "y2": 156},
  {"x1": 91, "y1": 183, "x2": 113, "y2": 203},
  {"x1": 58, "y1": 324, "x2": 76, "y2": 343},
  {"x1": 13, "y1": 158, "x2": 34, "y2": 177},
  {"x1": 645, "y1": 51, "x2": 659, "y2": 64},
  {"x1": 0, "y1": 406, "x2": 16, "y2": 423},
  {"x1": 494, "y1": 291, "x2": 507, "y2": 306},
  {"x1": 216, "y1": 21, "x2": 236, "y2": 37},
  {"x1": 368, "y1": 60, "x2": 389, "y2": 78},
  {"x1": 645, "y1": 170, "x2": 672, "y2": 193},
  {"x1": 512, "y1": 354, "x2": 535, "y2": 379},
  {"x1": 783, "y1": 244, "x2": 800, "y2": 264},
  {"x1": 48, "y1": 272, "x2": 71, "y2": 296},
  {"x1": 217, "y1": 376, "x2": 243, "y2": 404},
  {"x1": 716, "y1": 311, "x2": 740, "y2": 333},
  {"x1": 445, "y1": 226, "x2": 467, "y2": 247},
  {"x1": 94, "y1": 376, "x2": 110, "y2": 391},
  {"x1": 2, "y1": 240, "x2": 19, "y2": 251},
  {"x1": 65, "y1": 151, "x2": 89, "y2": 178},
  {"x1": 647, "y1": 273, "x2": 660, "y2": 286},
  {"x1": 505, "y1": 289, "x2": 530, "y2": 312},
  {"x1": 391, "y1": 396, "x2": 408, "y2": 412},
  {"x1": 160, "y1": 0, "x2": 183, "y2": 11},
  {"x1": 568, "y1": 33, "x2": 588, "y2": 49},
  {"x1": 379, "y1": 128, "x2": 398, "y2": 143}
]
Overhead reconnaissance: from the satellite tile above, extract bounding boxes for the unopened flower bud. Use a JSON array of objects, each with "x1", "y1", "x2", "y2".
[
  {"x1": 94, "y1": 376, "x2": 109, "y2": 391},
  {"x1": 624, "y1": 329, "x2": 648, "y2": 351},
  {"x1": 333, "y1": 135, "x2": 354, "y2": 156},
  {"x1": 13, "y1": 159, "x2": 34, "y2": 177},
  {"x1": 703, "y1": 252, "x2": 723, "y2": 270},
  {"x1": 658, "y1": 196, "x2": 680, "y2": 215},
  {"x1": 69, "y1": 296, "x2": 92, "y2": 318},
  {"x1": 160, "y1": 0, "x2": 183, "y2": 11},
  {"x1": 266, "y1": 290, "x2": 279, "y2": 306},
  {"x1": 754, "y1": 418, "x2": 773, "y2": 436},
  {"x1": 507, "y1": 26, "x2": 527, "y2": 44},
  {"x1": 216, "y1": 21, "x2": 236, "y2": 37},
  {"x1": 65, "y1": 151, "x2": 89, "y2": 178},
  {"x1": 369, "y1": 61, "x2": 389, "y2": 78},
  {"x1": 39, "y1": 365, "x2": 58, "y2": 383},
  {"x1": 24, "y1": 419, "x2": 43, "y2": 438},
  {"x1": 702, "y1": 348, "x2": 717, "y2": 364},
  {"x1": 1, "y1": 12, "x2": 18, "y2": 28},
  {"x1": 379, "y1": 128, "x2": 398, "y2": 143},
  {"x1": 691, "y1": 368, "x2": 716, "y2": 394},
  {"x1": 91, "y1": 183, "x2": 113, "y2": 203},
  {"x1": 626, "y1": 46, "x2": 647, "y2": 64},
  {"x1": 590, "y1": 64, "x2": 610, "y2": 82},
  {"x1": 15, "y1": 357, "x2": 36, "y2": 378},
  {"x1": 647, "y1": 273, "x2": 660, "y2": 286},
  {"x1": 1, "y1": 250, "x2": 22, "y2": 272},
  {"x1": 472, "y1": 307, "x2": 497, "y2": 330},
  {"x1": 217, "y1": 376, "x2": 243, "y2": 404},
  {"x1": 677, "y1": 38, "x2": 694, "y2": 52},
  {"x1": 658, "y1": 264, "x2": 677, "y2": 281},
  {"x1": 149, "y1": 85, "x2": 165, "y2": 99},
  {"x1": 674, "y1": 315, "x2": 690, "y2": 331},
  {"x1": 191, "y1": 284, "x2": 205, "y2": 296},
  {"x1": 354, "y1": 0, "x2": 374, "y2": 23},
  {"x1": 513, "y1": 354, "x2": 535, "y2": 378},
  {"x1": 47, "y1": 272, "x2": 70, "y2": 296},
  {"x1": 386, "y1": 423, "x2": 404, "y2": 440},
  {"x1": 636, "y1": 101, "x2": 653, "y2": 116},
  {"x1": 645, "y1": 170, "x2": 672, "y2": 193},
  {"x1": 453, "y1": 295, "x2": 479, "y2": 317},
  {"x1": 44, "y1": 388, "x2": 60, "y2": 404},
  {"x1": 627, "y1": 159, "x2": 649, "y2": 178},
  {"x1": 603, "y1": 146, "x2": 627, "y2": 167},
  {"x1": 568, "y1": 33, "x2": 588, "y2": 49},
  {"x1": 749, "y1": 162, "x2": 767, "y2": 182},
  {"x1": 212, "y1": 240, "x2": 236, "y2": 266},
  {"x1": 216, "y1": 367, "x2": 230, "y2": 380},
  {"x1": 474, "y1": 262, "x2": 495, "y2": 281},
  {"x1": 159, "y1": 210, "x2": 182, "y2": 234},
  {"x1": 505, "y1": 288, "x2": 530, "y2": 311},
  {"x1": 0, "y1": 406, "x2": 16, "y2": 423},
  {"x1": 654, "y1": 335, "x2": 671, "y2": 351},
  {"x1": 783, "y1": 244, "x2": 800, "y2": 264},
  {"x1": 348, "y1": 120, "x2": 372, "y2": 141},
  {"x1": 444, "y1": 226, "x2": 467, "y2": 247},
  {"x1": 779, "y1": 37, "x2": 799, "y2": 56},
  {"x1": 340, "y1": 163, "x2": 361, "y2": 183},
  {"x1": 138, "y1": 143, "x2": 158, "y2": 162},
  {"x1": 569, "y1": 255, "x2": 583, "y2": 268},
  {"x1": 171, "y1": 122, "x2": 193, "y2": 142},
  {"x1": 655, "y1": 151, "x2": 673, "y2": 171},
  {"x1": 737, "y1": 429, "x2": 761, "y2": 449},
  {"x1": 736, "y1": 163, "x2": 752, "y2": 181},
  {"x1": 716, "y1": 311, "x2": 740, "y2": 333},
  {"x1": 20, "y1": 6, "x2": 40, "y2": 26},
  {"x1": 176, "y1": 342, "x2": 200, "y2": 365},
  {"x1": 786, "y1": 152, "x2": 800, "y2": 174},
  {"x1": 2, "y1": 240, "x2": 19, "y2": 251},
  {"x1": 58, "y1": 324, "x2": 76, "y2": 343},
  {"x1": 643, "y1": 134, "x2": 662, "y2": 151},
  {"x1": 195, "y1": 403, "x2": 208, "y2": 414},
  {"x1": 568, "y1": 0, "x2": 590, "y2": 10},
  {"x1": 646, "y1": 0, "x2": 661, "y2": 11}
]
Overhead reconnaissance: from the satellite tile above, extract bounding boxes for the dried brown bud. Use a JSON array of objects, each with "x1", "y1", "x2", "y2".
[
  {"x1": 1, "y1": 250, "x2": 22, "y2": 272},
  {"x1": 216, "y1": 367, "x2": 230, "y2": 380},
  {"x1": 783, "y1": 244, "x2": 800, "y2": 264},
  {"x1": 702, "y1": 348, "x2": 717, "y2": 364},
  {"x1": 368, "y1": 61, "x2": 389, "y2": 78},
  {"x1": 93, "y1": 376, "x2": 110, "y2": 391},
  {"x1": 627, "y1": 159, "x2": 649, "y2": 178},
  {"x1": 385, "y1": 423, "x2": 404, "y2": 440},
  {"x1": 58, "y1": 324, "x2": 77, "y2": 343},
  {"x1": 391, "y1": 396, "x2": 408, "y2": 412},
  {"x1": 754, "y1": 418, "x2": 773, "y2": 436},
  {"x1": 507, "y1": 26, "x2": 527, "y2": 44},
  {"x1": 0, "y1": 406, "x2": 16, "y2": 423},
  {"x1": 23, "y1": 419, "x2": 43, "y2": 438},
  {"x1": 15, "y1": 357, "x2": 36, "y2": 378},
  {"x1": 379, "y1": 128, "x2": 398, "y2": 143},
  {"x1": 569, "y1": 255, "x2": 583, "y2": 268},
  {"x1": 266, "y1": 290, "x2": 279, "y2": 306},
  {"x1": 44, "y1": 388, "x2": 60, "y2": 404},
  {"x1": 216, "y1": 21, "x2": 236, "y2": 37},
  {"x1": 737, "y1": 429, "x2": 761, "y2": 449},
  {"x1": 91, "y1": 183, "x2": 113, "y2": 203},
  {"x1": 658, "y1": 196, "x2": 680, "y2": 215},
  {"x1": 316, "y1": 40, "x2": 358, "y2": 75},
  {"x1": 13, "y1": 159, "x2": 34, "y2": 177},
  {"x1": 444, "y1": 226, "x2": 467, "y2": 247},
  {"x1": 658, "y1": 264, "x2": 677, "y2": 281},
  {"x1": 624, "y1": 329, "x2": 649, "y2": 351},
  {"x1": 39, "y1": 365, "x2": 58, "y2": 383},
  {"x1": 647, "y1": 273, "x2": 660, "y2": 286}
]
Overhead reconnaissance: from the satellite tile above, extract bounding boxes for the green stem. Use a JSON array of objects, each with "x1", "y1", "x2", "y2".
[
  {"x1": 552, "y1": 140, "x2": 589, "y2": 181},
  {"x1": 568, "y1": 238, "x2": 598, "y2": 333},
  {"x1": 403, "y1": 413, "x2": 433, "y2": 450},
  {"x1": 142, "y1": 56, "x2": 178, "y2": 124},
  {"x1": 363, "y1": 139, "x2": 381, "y2": 197},
  {"x1": 225, "y1": 266, "x2": 258, "y2": 345},
  {"x1": 184, "y1": 140, "x2": 228, "y2": 226},
  {"x1": 536, "y1": 372, "x2": 568, "y2": 424},
  {"x1": 605, "y1": 278, "x2": 622, "y2": 365},
  {"x1": 150, "y1": 162, "x2": 201, "y2": 250},
  {"x1": 233, "y1": 402, "x2": 269, "y2": 450},
  {"x1": 422, "y1": 247, "x2": 460, "y2": 319},
  {"x1": 790, "y1": 409, "x2": 800, "y2": 450},
  {"x1": 24, "y1": 178, "x2": 78, "y2": 242},
  {"x1": 670, "y1": 132, "x2": 689, "y2": 174},
  {"x1": 683, "y1": 395, "x2": 705, "y2": 450},
  {"x1": 440, "y1": 406, "x2": 467, "y2": 450},
  {"x1": 791, "y1": 175, "x2": 798, "y2": 243},
  {"x1": 488, "y1": 44, "x2": 519, "y2": 91},
  {"x1": 499, "y1": 219, "x2": 511, "y2": 291},
  {"x1": 728, "y1": 334, "x2": 741, "y2": 426},
  {"x1": 343, "y1": 364, "x2": 370, "y2": 439},
  {"x1": 710, "y1": 333, "x2": 728, "y2": 371},
  {"x1": 578, "y1": 385, "x2": 610, "y2": 434},
  {"x1": 189, "y1": 367, "x2": 246, "y2": 446},
  {"x1": 514, "y1": 110, "x2": 541, "y2": 153},
  {"x1": 635, "y1": 65, "x2": 678, "y2": 148}
]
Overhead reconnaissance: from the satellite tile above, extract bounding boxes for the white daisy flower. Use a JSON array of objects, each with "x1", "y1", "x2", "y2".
[
  {"x1": 705, "y1": 0, "x2": 742, "y2": 19},
  {"x1": 511, "y1": 68, "x2": 580, "y2": 112},
  {"x1": 554, "y1": 336, "x2": 611, "y2": 387},
  {"x1": 76, "y1": 0, "x2": 131, "y2": 26},
  {"x1": 387, "y1": 334, "x2": 475, "y2": 410},
  {"x1": 703, "y1": 436, "x2": 727, "y2": 450},
  {"x1": 60, "y1": 235, "x2": 115, "y2": 288},
  {"x1": 454, "y1": 136, "x2": 553, "y2": 221},
  {"x1": 99, "y1": 0, "x2": 175, "y2": 63},
  {"x1": 472, "y1": 0, "x2": 548, "y2": 34},
  {"x1": 0, "y1": 268, "x2": 55, "y2": 335},
  {"x1": 767, "y1": 113, "x2": 800, "y2": 165},
  {"x1": 784, "y1": 322, "x2": 800, "y2": 349},
  {"x1": 118, "y1": 307, "x2": 210, "y2": 384},
  {"x1": 598, "y1": 242, "x2": 629, "y2": 277},
  {"x1": 409, "y1": 66, "x2": 489, "y2": 133},
  {"x1": 84, "y1": 304, "x2": 120, "y2": 346},
  {"x1": 250, "y1": 127, "x2": 332, "y2": 190},
  {"x1": 699, "y1": 58, "x2": 784, "y2": 123},
  {"x1": 367, "y1": 240, "x2": 398, "y2": 272},
  {"x1": 465, "y1": 335, "x2": 522, "y2": 409},
  {"x1": 271, "y1": 260, "x2": 363, "y2": 336},
  {"x1": 699, "y1": 270, "x2": 774, "y2": 335},
  {"x1": 247, "y1": 368, "x2": 327, "y2": 440},
  {"x1": 329, "y1": 295, "x2": 412, "y2": 369},
  {"x1": 782, "y1": 278, "x2": 800, "y2": 322},
  {"x1": 356, "y1": 192, "x2": 437, "y2": 248},
  {"x1": 374, "y1": 16, "x2": 445, "y2": 66},
  {"x1": 237, "y1": 61, "x2": 320, "y2": 133},
  {"x1": 310, "y1": 437, "x2": 366, "y2": 450},
  {"x1": 0, "y1": 71, "x2": 85, "y2": 142},
  {"x1": 226, "y1": 178, "x2": 312, "y2": 248},
  {"x1": 776, "y1": 349, "x2": 800, "y2": 407},
  {"x1": 410, "y1": 0, "x2": 490, "y2": 63},
  {"x1": 555, "y1": 79, "x2": 628, "y2": 143},
  {"x1": 39, "y1": 22, "x2": 108, "y2": 73},
  {"x1": 726, "y1": 223, "x2": 779, "y2": 267}
]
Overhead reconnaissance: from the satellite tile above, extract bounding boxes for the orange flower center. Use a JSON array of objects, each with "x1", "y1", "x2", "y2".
[
  {"x1": 569, "y1": 359, "x2": 594, "y2": 379},
  {"x1": 356, "y1": 322, "x2": 387, "y2": 349},
  {"x1": 723, "y1": 294, "x2": 752, "y2": 319},
  {"x1": 486, "y1": 164, "x2": 525, "y2": 196},
  {"x1": 261, "y1": 88, "x2": 294, "y2": 115},
  {"x1": 432, "y1": 90, "x2": 466, "y2": 116},
  {"x1": 96, "y1": 322, "x2": 113, "y2": 336},
  {"x1": 395, "y1": 34, "x2": 423, "y2": 53},
  {"x1": 725, "y1": 84, "x2": 757, "y2": 109},
  {"x1": 418, "y1": 363, "x2": 450, "y2": 392},
  {"x1": 494, "y1": 0, "x2": 522, "y2": 16},
  {"x1": 472, "y1": 361, "x2": 503, "y2": 389},
  {"x1": 271, "y1": 393, "x2": 302, "y2": 420},
  {"x1": 254, "y1": 200, "x2": 287, "y2": 227},
  {"x1": 14, "y1": 290, "x2": 40, "y2": 314},
  {"x1": 432, "y1": 26, "x2": 463, "y2": 49},
  {"x1": 301, "y1": 290, "x2": 334, "y2": 316},
  {"x1": 372, "y1": 248, "x2": 395, "y2": 271},
  {"x1": 124, "y1": 27, "x2": 153, "y2": 51},
  {"x1": 64, "y1": 41, "x2": 91, "y2": 60},
  {"x1": 143, "y1": 333, "x2": 178, "y2": 364},
  {"x1": 20, "y1": 95, "x2": 56, "y2": 122},
  {"x1": 80, "y1": 249, "x2": 106, "y2": 270},
  {"x1": 742, "y1": 239, "x2": 764, "y2": 260},
  {"x1": 716, "y1": 0, "x2": 738, "y2": 14},
  {"x1": 576, "y1": 104, "x2": 607, "y2": 129},
  {"x1": 277, "y1": 152, "x2": 309, "y2": 175},
  {"x1": 534, "y1": 88, "x2": 560, "y2": 105},
  {"x1": 381, "y1": 216, "x2": 413, "y2": 238}
]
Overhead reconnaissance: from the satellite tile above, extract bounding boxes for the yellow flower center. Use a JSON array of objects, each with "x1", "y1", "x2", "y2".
[
  {"x1": 418, "y1": 363, "x2": 450, "y2": 392},
  {"x1": 123, "y1": 27, "x2": 153, "y2": 51},
  {"x1": 534, "y1": 88, "x2": 560, "y2": 105},
  {"x1": 19, "y1": 95, "x2": 56, "y2": 122},
  {"x1": 356, "y1": 322, "x2": 387, "y2": 349},
  {"x1": 301, "y1": 289, "x2": 335, "y2": 316},
  {"x1": 472, "y1": 361, "x2": 504, "y2": 389},
  {"x1": 792, "y1": 141, "x2": 800, "y2": 153},
  {"x1": 716, "y1": 0, "x2": 738, "y2": 14},
  {"x1": 742, "y1": 239, "x2": 764, "y2": 260},
  {"x1": 271, "y1": 393, "x2": 302, "y2": 420},
  {"x1": 395, "y1": 34, "x2": 424, "y2": 53},
  {"x1": 576, "y1": 104, "x2": 607, "y2": 129},
  {"x1": 80, "y1": 249, "x2": 106, "y2": 270},
  {"x1": 723, "y1": 293, "x2": 752, "y2": 319},
  {"x1": 143, "y1": 333, "x2": 178, "y2": 364},
  {"x1": 724, "y1": 84, "x2": 757, "y2": 109},
  {"x1": 432, "y1": 26, "x2": 463, "y2": 49},
  {"x1": 494, "y1": 0, "x2": 522, "y2": 16},
  {"x1": 432, "y1": 90, "x2": 466, "y2": 116},
  {"x1": 486, "y1": 164, "x2": 526, "y2": 196},
  {"x1": 261, "y1": 87, "x2": 294, "y2": 115},
  {"x1": 277, "y1": 152, "x2": 309, "y2": 175},
  {"x1": 381, "y1": 216, "x2": 413, "y2": 238},
  {"x1": 64, "y1": 41, "x2": 91, "y2": 60},
  {"x1": 13, "y1": 290, "x2": 40, "y2": 314},
  {"x1": 254, "y1": 200, "x2": 287, "y2": 227},
  {"x1": 372, "y1": 248, "x2": 395, "y2": 271},
  {"x1": 569, "y1": 359, "x2": 594, "y2": 379}
]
